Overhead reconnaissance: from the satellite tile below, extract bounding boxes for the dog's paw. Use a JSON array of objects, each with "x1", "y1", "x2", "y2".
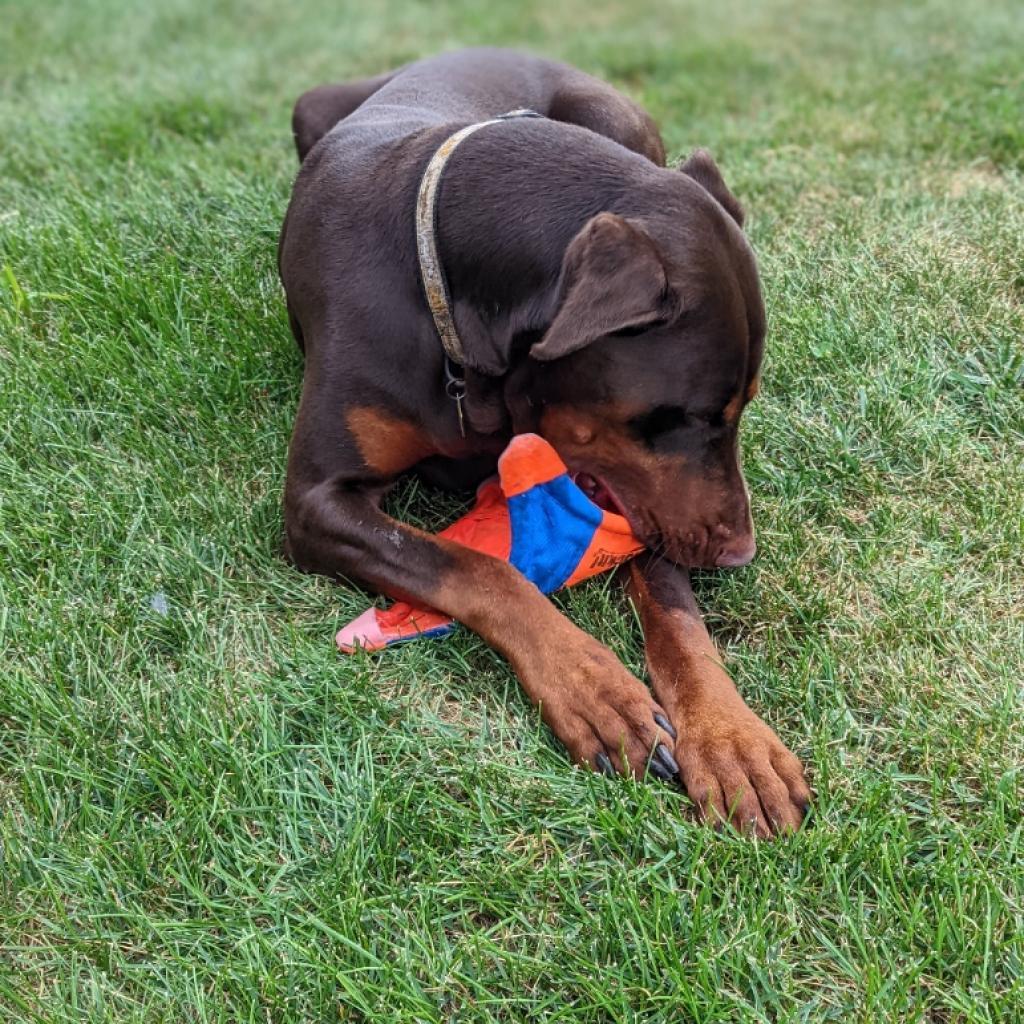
[
  {"x1": 671, "y1": 691, "x2": 811, "y2": 838},
  {"x1": 530, "y1": 642, "x2": 678, "y2": 781}
]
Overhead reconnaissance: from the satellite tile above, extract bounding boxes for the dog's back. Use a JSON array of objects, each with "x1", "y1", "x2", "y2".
[{"x1": 294, "y1": 48, "x2": 662, "y2": 166}]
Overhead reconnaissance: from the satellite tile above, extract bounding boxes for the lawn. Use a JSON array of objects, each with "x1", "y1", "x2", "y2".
[{"x1": 1, "y1": 0, "x2": 1022, "y2": 1020}]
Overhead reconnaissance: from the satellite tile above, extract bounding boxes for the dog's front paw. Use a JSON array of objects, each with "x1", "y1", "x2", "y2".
[
  {"x1": 670, "y1": 687, "x2": 811, "y2": 838},
  {"x1": 527, "y1": 641, "x2": 678, "y2": 781}
]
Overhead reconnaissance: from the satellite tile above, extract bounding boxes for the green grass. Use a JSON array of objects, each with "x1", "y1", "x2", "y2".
[{"x1": 1, "y1": 0, "x2": 1022, "y2": 1020}]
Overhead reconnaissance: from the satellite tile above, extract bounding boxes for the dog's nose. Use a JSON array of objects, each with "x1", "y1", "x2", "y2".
[{"x1": 714, "y1": 535, "x2": 756, "y2": 567}]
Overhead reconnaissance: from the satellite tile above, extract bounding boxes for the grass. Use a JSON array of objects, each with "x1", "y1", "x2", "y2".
[{"x1": 1, "y1": 0, "x2": 1022, "y2": 1020}]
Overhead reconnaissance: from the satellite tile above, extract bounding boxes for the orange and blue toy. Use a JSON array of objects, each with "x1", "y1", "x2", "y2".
[{"x1": 336, "y1": 433, "x2": 644, "y2": 653}]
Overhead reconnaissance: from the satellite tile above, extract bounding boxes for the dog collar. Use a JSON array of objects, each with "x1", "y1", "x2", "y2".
[{"x1": 415, "y1": 109, "x2": 543, "y2": 434}]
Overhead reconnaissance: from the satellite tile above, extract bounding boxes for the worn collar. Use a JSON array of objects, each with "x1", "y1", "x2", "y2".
[{"x1": 415, "y1": 109, "x2": 542, "y2": 434}]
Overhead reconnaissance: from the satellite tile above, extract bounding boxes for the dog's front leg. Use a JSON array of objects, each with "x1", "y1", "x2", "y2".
[
  {"x1": 627, "y1": 554, "x2": 811, "y2": 836},
  {"x1": 286, "y1": 477, "x2": 677, "y2": 779}
]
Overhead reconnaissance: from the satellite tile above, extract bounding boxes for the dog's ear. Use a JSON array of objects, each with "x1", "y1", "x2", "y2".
[
  {"x1": 678, "y1": 148, "x2": 744, "y2": 228},
  {"x1": 529, "y1": 213, "x2": 676, "y2": 363}
]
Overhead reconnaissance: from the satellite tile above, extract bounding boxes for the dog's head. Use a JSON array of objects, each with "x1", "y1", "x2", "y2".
[{"x1": 520, "y1": 151, "x2": 764, "y2": 569}]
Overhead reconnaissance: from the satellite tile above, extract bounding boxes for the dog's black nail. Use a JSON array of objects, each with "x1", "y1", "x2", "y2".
[
  {"x1": 655, "y1": 743, "x2": 679, "y2": 777},
  {"x1": 653, "y1": 713, "x2": 677, "y2": 739},
  {"x1": 648, "y1": 760, "x2": 673, "y2": 782},
  {"x1": 595, "y1": 753, "x2": 615, "y2": 777}
]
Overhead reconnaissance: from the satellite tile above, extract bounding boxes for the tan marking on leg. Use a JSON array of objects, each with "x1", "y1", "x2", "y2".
[
  {"x1": 628, "y1": 560, "x2": 810, "y2": 836},
  {"x1": 723, "y1": 393, "x2": 744, "y2": 424},
  {"x1": 746, "y1": 377, "x2": 761, "y2": 402},
  {"x1": 346, "y1": 407, "x2": 434, "y2": 478}
]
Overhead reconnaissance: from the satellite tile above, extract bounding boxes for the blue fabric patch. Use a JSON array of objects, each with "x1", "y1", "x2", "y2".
[
  {"x1": 384, "y1": 623, "x2": 457, "y2": 647},
  {"x1": 508, "y1": 474, "x2": 602, "y2": 593}
]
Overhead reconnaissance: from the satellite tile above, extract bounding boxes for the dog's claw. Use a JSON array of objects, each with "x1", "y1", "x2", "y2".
[
  {"x1": 654, "y1": 743, "x2": 679, "y2": 777},
  {"x1": 648, "y1": 759, "x2": 674, "y2": 782},
  {"x1": 595, "y1": 753, "x2": 616, "y2": 777},
  {"x1": 653, "y1": 713, "x2": 677, "y2": 740}
]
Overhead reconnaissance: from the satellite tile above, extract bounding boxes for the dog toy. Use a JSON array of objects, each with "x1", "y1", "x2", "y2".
[{"x1": 336, "y1": 433, "x2": 643, "y2": 653}]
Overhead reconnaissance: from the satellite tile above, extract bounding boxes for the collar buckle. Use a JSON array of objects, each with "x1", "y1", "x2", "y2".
[{"x1": 443, "y1": 356, "x2": 467, "y2": 438}]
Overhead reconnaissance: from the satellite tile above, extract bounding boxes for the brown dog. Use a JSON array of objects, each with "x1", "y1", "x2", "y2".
[{"x1": 278, "y1": 47, "x2": 810, "y2": 837}]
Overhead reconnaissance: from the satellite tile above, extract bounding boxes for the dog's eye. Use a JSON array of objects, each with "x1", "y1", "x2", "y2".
[{"x1": 629, "y1": 404, "x2": 690, "y2": 445}]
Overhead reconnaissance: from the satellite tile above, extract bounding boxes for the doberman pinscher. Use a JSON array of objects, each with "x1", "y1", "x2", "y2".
[{"x1": 278, "y1": 48, "x2": 810, "y2": 837}]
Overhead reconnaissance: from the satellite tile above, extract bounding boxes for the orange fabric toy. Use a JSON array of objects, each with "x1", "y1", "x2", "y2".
[{"x1": 337, "y1": 433, "x2": 643, "y2": 653}]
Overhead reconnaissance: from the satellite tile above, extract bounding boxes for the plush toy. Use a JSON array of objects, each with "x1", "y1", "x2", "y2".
[{"x1": 336, "y1": 433, "x2": 644, "y2": 653}]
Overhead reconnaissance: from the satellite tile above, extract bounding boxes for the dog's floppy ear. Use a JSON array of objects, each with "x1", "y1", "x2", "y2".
[
  {"x1": 678, "y1": 148, "x2": 744, "y2": 228},
  {"x1": 529, "y1": 213, "x2": 676, "y2": 363}
]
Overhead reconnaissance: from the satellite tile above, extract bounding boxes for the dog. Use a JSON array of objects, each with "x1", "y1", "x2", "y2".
[{"x1": 278, "y1": 47, "x2": 810, "y2": 837}]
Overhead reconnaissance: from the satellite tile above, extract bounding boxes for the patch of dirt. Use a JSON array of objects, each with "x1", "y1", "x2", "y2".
[{"x1": 946, "y1": 161, "x2": 1007, "y2": 198}]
